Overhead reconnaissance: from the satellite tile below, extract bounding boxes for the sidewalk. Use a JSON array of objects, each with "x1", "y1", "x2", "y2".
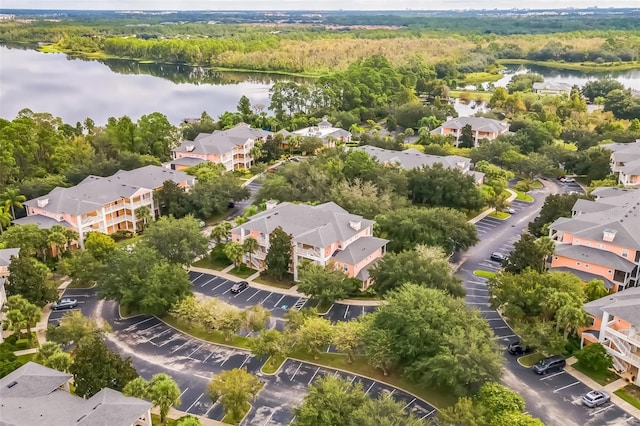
[{"x1": 565, "y1": 357, "x2": 640, "y2": 420}]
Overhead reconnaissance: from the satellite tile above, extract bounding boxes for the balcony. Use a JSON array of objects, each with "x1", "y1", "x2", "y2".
[
  {"x1": 616, "y1": 328, "x2": 640, "y2": 347},
  {"x1": 80, "y1": 215, "x2": 102, "y2": 226},
  {"x1": 106, "y1": 215, "x2": 135, "y2": 226},
  {"x1": 296, "y1": 247, "x2": 322, "y2": 259}
]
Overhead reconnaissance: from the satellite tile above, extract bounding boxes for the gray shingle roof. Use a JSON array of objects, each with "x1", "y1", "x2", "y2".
[
  {"x1": 354, "y1": 146, "x2": 477, "y2": 178},
  {"x1": 0, "y1": 248, "x2": 20, "y2": 268},
  {"x1": 165, "y1": 157, "x2": 207, "y2": 167},
  {"x1": 24, "y1": 166, "x2": 192, "y2": 217},
  {"x1": 173, "y1": 123, "x2": 270, "y2": 155},
  {"x1": 0, "y1": 362, "x2": 151, "y2": 426},
  {"x1": 550, "y1": 266, "x2": 615, "y2": 290},
  {"x1": 233, "y1": 202, "x2": 374, "y2": 248},
  {"x1": 533, "y1": 82, "x2": 573, "y2": 92},
  {"x1": 331, "y1": 236, "x2": 388, "y2": 264},
  {"x1": 431, "y1": 117, "x2": 509, "y2": 134},
  {"x1": 584, "y1": 287, "x2": 640, "y2": 327},
  {"x1": 555, "y1": 244, "x2": 637, "y2": 272},
  {"x1": 12, "y1": 214, "x2": 73, "y2": 229}
]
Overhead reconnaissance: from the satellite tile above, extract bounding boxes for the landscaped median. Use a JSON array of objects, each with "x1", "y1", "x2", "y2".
[{"x1": 159, "y1": 314, "x2": 456, "y2": 409}]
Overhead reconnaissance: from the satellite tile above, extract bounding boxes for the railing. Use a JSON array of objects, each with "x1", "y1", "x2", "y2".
[
  {"x1": 617, "y1": 328, "x2": 640, "y2": 347},
  {"x1": 80, "y1": 216, "x2": 102, "y2": 226},
  {"x1": 106, "y1": 215, "x2": 135, "y2": 226},
  {"x1": 296, "y1": 248, "x2": 323, "y2": 259},
  {"x1": 604, "y1": 330, "x2": 640, "y2": 368}
]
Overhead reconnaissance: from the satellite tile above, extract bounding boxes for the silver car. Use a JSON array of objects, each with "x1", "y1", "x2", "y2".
[
  {"x1": 52, "y1": 298, "x2": 78, "y2": 310},
  {"x1": 582, "y1": 390, "x2": 610, "y2": 408}
]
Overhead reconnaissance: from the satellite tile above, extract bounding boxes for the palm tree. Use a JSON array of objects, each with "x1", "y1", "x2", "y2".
[
  {"x1": 149, "y1": 374, "x2": 181, "y2": 425},
  {"x1": 5, "y1": 309, "x2": 27, "y2": 339},
  {"x1": 242, "y1": 237, "x2": 259, "y2": 268},
  {"x1": 23, "y1": 303, "x2": 42, "y2": 345},
  {"x1": 584, "y1": 279, "x2": 609, "y2": 302},
  {"x1": 250, "y1": 143, "x2": 263, "y2": 164},
  {"x1": 135, "y1": 206, "x2": 152, "y2": 232},
  {"x1": 223, "y1": 242, "x2": 245, "y2": 268},
  {"x1": 0, "y1": 205, "x2": 11, "y2": 234},
  {"x1": 47, "y1": 229, "x2": 68, "y2": 260},
  {"x1": 1, "y1": 188, "x2": 26, "y2": 220},
  {"x1": 210, "y1": 221, "x2": 233, "y2": 245},
  {"x1": 535, "y1": 236, "x2": 556, "y2": 269}
]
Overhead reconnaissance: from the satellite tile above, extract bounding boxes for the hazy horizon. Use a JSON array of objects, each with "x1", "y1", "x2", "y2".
[{"x1": 2, "y1": 1, "x2": 638, "y2": 11}]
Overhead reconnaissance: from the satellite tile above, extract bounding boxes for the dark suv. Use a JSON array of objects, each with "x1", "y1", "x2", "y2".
[
  {"x1": 230, "y1": 281, "x2": 249, "y2": 294},
  {"x1": 507, "y1": 340, "x2": 534, "y2": 356},
  {"x1": 532, "y1": 355, "x2": 566, "y2": 375}
]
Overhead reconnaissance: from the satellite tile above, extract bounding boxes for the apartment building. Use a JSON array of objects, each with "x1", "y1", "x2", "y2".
[
  {"x1": 171, "y1": 123, "x2": 271, "y2": 171},
  {"x1": 290, "y1": 117, "x2": 351, "y2": 148},
  {"x1": 231, "y1": 201, "x2": 388, "y2": 287},
  {"x1": 15, "y1": 166, "x2": 194, "y2": 246},
  {"x1": 430, "y1": 117, "x2": 510, "y2": 147},
  {"x1": 355, "y1": 145, "x2": 485, "y2": 184},
  {"x1": 582, "y1": 288, "x2": 640, "y2": 385},
  {"x1": 548, "y1": 187, "x2": 640, "y2": 293},
  {"x1": 0, "y1": 362, "x2": 152, "y2": 426},
  {"x1": 604, "y1": 140, "x2": 640, "y2": 186},
  {"x1": 0, "y1": 248, "x2": 20, "y2": 343}
]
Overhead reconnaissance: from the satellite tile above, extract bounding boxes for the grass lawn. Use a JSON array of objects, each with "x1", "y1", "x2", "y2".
[
  {"x1": 119, "y1": 305, "x2": 142, "y2": 319},
  {"x1": 205, "y1": 210, "x2": 231, "y2": 226},
  {"x1": 262, "y1": 354, "x2": 286, "y2": 374},
  {"x1": 229, "y1": 265, "x2": 258, "y2": 279},
  {"x1": 615, "y1": 385, "x2": 640, "y2": 410},
  {"x1": 151, "y1": 413, "x2": 177, "y2": 426},
  {"x1": 162, "y1": 315, "x2": 253, "y2": 350},
  {"x1": 473, "y1": 270, "x2": 496, "y2": 279},
  {"x1": 515, "y1": 191, "x2": 534, "y2": 202},
  {"x1": 489, "y1": 211, "x2": 510, "y2": 220},
  {"x1": 254, "y1": 273, "x2": 295, "y2": 290},
  {"x1": 519, "y1": 352, "x2": 543, "y2": 367},
  {"x1": 449, "y1": 90, "x2": 492, "y2": 102},
  {"x1": 193, "y1": 254, "x2": 232, "y2": 271},
  {"x1": 571, "y1": 361, "x2": 617, "y2": 386},
  {"x1": 532, "y1": 180, "x2": 544, "y2": 189},
  {"x1": 461, "y1": 71, "x2": 502, "y2": 84},
  {"x1": 15, "y1": 353, "x2": 36, "y2": 366},
  {"x1": 305, "y1": 298, "x2": 333, "y2": 314}
]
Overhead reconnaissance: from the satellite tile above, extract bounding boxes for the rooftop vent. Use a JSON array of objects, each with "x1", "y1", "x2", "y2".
[
  {"x1": 37, "y1": 198, "x2": 49, "y2": 208},
  {"x1": 603, "y1": 229, "x2": 617, "y2": 242}
]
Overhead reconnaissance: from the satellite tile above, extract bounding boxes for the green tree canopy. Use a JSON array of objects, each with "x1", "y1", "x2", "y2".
[
  {"x1": 6, "y1": 256, "x2": 57, "y2": 307},
  {"x1": 297, "y1": 261, "x2": 358, "y2": 306},
  {"x1": 142, "y1": 215, "x2": 208, "y2": 266},
  {"x1": 206, "y1": 368, "x2": 262, "y2": 423},
  {"x1": 265, "y1": 226, "x2": 292, "y2": 279}
]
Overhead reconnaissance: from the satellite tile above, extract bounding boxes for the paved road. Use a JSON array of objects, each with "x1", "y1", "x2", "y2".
[{"x1": 456, "y1": 180, "x2": 639, "y2": 426}]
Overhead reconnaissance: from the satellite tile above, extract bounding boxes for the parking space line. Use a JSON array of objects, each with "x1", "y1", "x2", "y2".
[
  {"x1": 125, "y1": 317, "x2": 154, "y2": 331},
  {"x1": 234, "y1": 288, "x2": 249, "y2": 298},
  {"x1": 202, "y1": 351, "x2": 214, "y2": 363},
  {"x1": 333, "y1": 371, "x2": 339, "y2": 377},
  {"x1": 240, "y1": 354, "x2": 251, "y2": 369},
  {"x1": 589, "y1": 405, "x2": 614, "y2": 416},
  {"x1": 222, "y1": 287, "x2": 233, "y2": 295},
  {"x1": 421, "y1": 409, "x2": 436, "y2": 419},
  {"x1": 204, "y1": 400, "x2": 220, "y2": 418},
  {"x1": 389, "y1": 389, "x2": 395, "y2": 396},
  {"x1": 493, "y1": 326, "x2": 510, "y2": 329},
  {"x1": 290, "y1": 362, "x2": 302, "y2": 381},
  {"x1": 364, "y1": 382, "x2": 375, "y2": 394},
  {"x1": 191, "y1": 273, "x2": 203, "y2": 283},
  {"x1": 403, "y1": 398, "x2": 416, "y2": 409},
  {"x1": 553, "y1": 382, "x2": 580, "y2": 393},
  {"x1": 350, "y1": 376, "x2": 356, "y2": 384},
  {"x1": 185, "y1": 392, "x2": 204, "y2": 413},
  {"x1": 307, "y1": 367, "x2": 321, "y2": 385},
  {"x1": 261, "y1": 292, "x2": 273, "y2": 304},
  {"x1": 500, "y1": 334, "x2": 516, "y2": 339},
  {"x1": 171, "y1": 339, "x2": 193, "y2": 353},
  {"x1": 140, "y1": 323, "x2": 162, "y2": 333},
  {"x1": 540, "y1": 371, "x2": 565, "y2": 380},
  {"x1": 178, "y1": 387, "x2": 189, "y2": 399},
  {"x1": 344, "y1": 305, "x2": 350, "y2": 319},
  {"x1": 194, "y1": 374, "x2": 210, "y2": 380},
  {"x1": 149, "y1": 329, "x2": 172, "y2": 341},
  {"x1": 158, "y1": 335, "x2": 181, "y2": 347},
  {"x1": 246, "y1": 289, "x2": 260, "y2": 301},
  {"x1": 262, "y1": 410, "x2": 276, "y2": 426},
  {"x1": 211, "y1": 280, "x2": 229, "y2": 292},
  {"x1": 362, "y1": 306, "x2": 365, "y2": 316},
  {"x1": 200, "y1": 277, "x2": 217, "y2": 287},
  {"x1": 274, "y1": 295, "x2": 286, "y2": 308},
  {"x1": 187, "y1": 344, "x2": 205, "y2": 358}
]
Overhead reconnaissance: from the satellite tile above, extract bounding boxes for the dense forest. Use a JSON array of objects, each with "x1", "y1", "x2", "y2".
[{"x1": 1, "y1": 11, "x2": 639, "y2": 76}]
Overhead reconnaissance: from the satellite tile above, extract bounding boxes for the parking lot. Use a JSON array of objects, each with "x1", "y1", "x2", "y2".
[
  {"x1": 47, "y1": 288, "x2": 99, "y2": 326},
  {"x1": 111, "y1": 314, "x2": 437, "y2": 425},
  {"x1": 558, "y1": 179, "x2": 585, "y2": 194}
]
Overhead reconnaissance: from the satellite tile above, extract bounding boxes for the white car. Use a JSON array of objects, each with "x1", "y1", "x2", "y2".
[
  {"x1": 506, "y1": 207, "x2": 516, "y2": 214},
  {"x1": 560, "y1": 177, "x2": 576, "y2": 183},
  {"x1": 582, "y1": 390, "x2": 610, "y2": 408}
]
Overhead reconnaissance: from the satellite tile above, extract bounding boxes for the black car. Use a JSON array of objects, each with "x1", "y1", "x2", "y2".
[
  {"x1": 230, "y1": 281, "x2": 249, "y2": 294},
  {"x1": 51, "y1": 298, "x2": 78, "y2": 310},
  {"x1": 490, "y1": 252, "x2": 507, "y2": 262},
  {"x1": 507, "y1": 341, "x2": 534, "y2": 356}
]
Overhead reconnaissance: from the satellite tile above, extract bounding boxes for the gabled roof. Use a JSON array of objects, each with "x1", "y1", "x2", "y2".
[
  {"x1": 331, "y1": 236, "x2": 388, "y2": 264},
  {"x1": 164, "y1": 157, "x2": 207, "y2": 167},
  {"x1": 550, "y1": 266, "x2": 615, "y2": 290},
  {"x1": 533, "y1": 82, "x2": 573, "y2": 92},
  {"x1": 232, "y1": 202, "x2": 373, "y2": 248},
  {"x1": 23, "y1": 166, "x2": 192, "y2": 217},
  {"x1": 173, "y1": 123, "x2": 271, "y2": 155},
  {"x1": 555, "y1": 244, "x2": 637, "y2": 272},
  {"x1": 354, "y1": 145, "x2": 474, "y2": 174},
  {"x1": 0, "y1": 247, "x2": 20, "y2": 268},
  {"x1": 12, "y1": 215, "x2": 73, "y2": 229},
  {"x1": 0, "y1": 362, "x2": 151, "y2": 426},
  {"x1": 584, "y1": 287, "x2": 640, "y2": 326},
  {"x1": 431, "y1": 117, "x2": 510, "y2": 134}
]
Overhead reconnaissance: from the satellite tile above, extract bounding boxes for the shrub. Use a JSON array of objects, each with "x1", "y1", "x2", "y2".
[
  {"x1": 575, "y1": 343, "x2": 613, "y2": 373},
  {"x1": 15, "y1": 339, "x2": 30, "y2": 350}
]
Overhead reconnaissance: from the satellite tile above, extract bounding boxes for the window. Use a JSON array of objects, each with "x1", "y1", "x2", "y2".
[{"x1": 622, "y1": 249, "x2": 629, "y2": 258}]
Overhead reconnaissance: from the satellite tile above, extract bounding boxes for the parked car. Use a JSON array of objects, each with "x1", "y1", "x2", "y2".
[
  {"x1": 582, "y1": 390, "x2": 611, "y2": 408},
  {"x1": 507, "y1": 340, "x2": 534, "y2": 356},
  {"x1": 52, "y1": 298, "x2": 78, "y2": 310},
  {"x1": 506, "y1": 207, "x2": 516, "y2": 214},
  {"x1": 556, "y1": 175, "x2": 565, "y2": 181},
  {"x1": 532, "y1": 355, "x2": 566, "y2": 375},
  {"x1": 490, "y1": 252, "x2": 507, "y2": 262},
  {"x1": 230, "y1": 281, "x2": 249, "y2": 294},
  {"x1": 560, "y1": 177, "x2": 576, "y2": 183}
]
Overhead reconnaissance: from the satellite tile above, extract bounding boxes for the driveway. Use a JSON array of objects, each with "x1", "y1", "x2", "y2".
[{"x1": 456, "y1": 180, "x2": 639, "y2": 425}]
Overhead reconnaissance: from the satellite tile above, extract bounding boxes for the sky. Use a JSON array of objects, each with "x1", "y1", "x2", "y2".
[{"x1": 3, "y1": 0, "x2": 638, "y2": 10}]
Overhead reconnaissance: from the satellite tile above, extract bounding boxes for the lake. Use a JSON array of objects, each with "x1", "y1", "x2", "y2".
[{"x1": 1, "y1": 44, "x2": 639, "y2": 125}]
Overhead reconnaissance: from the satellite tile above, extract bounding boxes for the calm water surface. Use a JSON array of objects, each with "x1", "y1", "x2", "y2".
[{"x1": 1, "y1": 45, "x2": 639, "y2": 125}]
